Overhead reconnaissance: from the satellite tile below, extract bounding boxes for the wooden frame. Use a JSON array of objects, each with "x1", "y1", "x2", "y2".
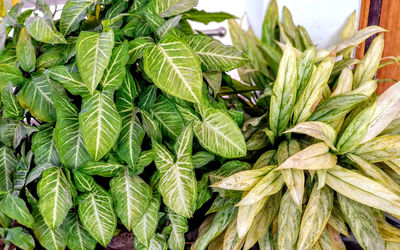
[{"x1": 358, "y1": 0, "x2": 400, "y2": 93}]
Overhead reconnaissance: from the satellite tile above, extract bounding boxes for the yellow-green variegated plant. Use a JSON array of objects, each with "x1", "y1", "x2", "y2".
[{"x1": 192, "y1": 1, "x2": 400, "y2": 249}]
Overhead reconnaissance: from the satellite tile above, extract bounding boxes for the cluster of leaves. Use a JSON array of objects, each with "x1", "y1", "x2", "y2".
[
  {"x1": 194, "y1": 1, "x2": 400, "y2": 250},
  {"x1": 0, "y1": 0, "x2": 252, "y2": 249}
]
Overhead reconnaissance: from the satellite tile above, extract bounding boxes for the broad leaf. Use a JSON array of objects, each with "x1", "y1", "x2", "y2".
[
  {"x1": 0, "y1": 146, "x2": 16, "y2": 192},
  {"x1": 168, "y1": 212, "x2": 188, "y2": 250},
  {"x1": 32, "y1": 208, "x2": 67, "y2": 250},
  {"x1": 60, "y1": 0, "x2": 95, "y2": 35},
  {"x1": 0, "y1": 63, "x2": 24, "y2": 89},
  {"x1": 47, "y1": 66, "x2": 90, "y2": 96},
  {"x1": 78, "y1": 187, "x2": 117, "y2": 247},
  {"x1": 186, "y1": 34, "x2": 247, "y2": 71},
  {"x1": 110, "y1": 167, "x2": 152, "y2": 231},
  {"x1": 2, "y1": 83, "x2": 23, "y2": 119},
  {"x1": 79, "y1": 91, "x2": 122, "y2": 161},
  {"x1": 51, "y1": 86, "x2": 91, "y2": 169},
  {"x1": 78, "y1": 161, "x2": 123, "y2": 177},
  {"x1": 0, "y1": 194, "x2": 34, "y2": 228},
  {"x1": 24, "y1": 17, "x2": 67, "y2": 44},
  {"x1": 143, "y1": 33, "x2": 203, "y2": 103},
  {"x1": 153, "y1": 124, "x2": 197, "y2": 217},
  {"x1": 100, "y1": 40, "x2": 129, "y2": 91},
  {"x1": 0, "y1": 119, "x2": 18, "y2": 148},
  {"x1": 146, "y1": 0, "x2": 198, "y2": 17},
  {"x1": 16, "y1": 27, "x2": 36, "y2": 72},
  {"x1": 17, "y1": 72, "x2": 56, "y2": 122},
  {"x1": 193, "y1": 106, "x2": 246, "y2": 158},
  {"x1": 31, "y1": 126, "x2": 60, "y2": 166},
  {"x1": 132, "y1": 196, "x2": 161, "y2": 247},
  {"x1": 151, "y1": 95, "x2": 185, "y2": 139},
  {"x1": 128, "y1": 37, "x2": 154, "y2": 64},
  {"x1": 37, "y1": 167, "x2": 73, "y2": 229},
  {"x1": 2, "y1": 227, "x2": 35, "y2": 250},
  {"x1": 64, "y1": 213, "x2": 97, "y2": 250},
  {"x1": 76, "y1": 30, "x2": 114, "y2": 94}
]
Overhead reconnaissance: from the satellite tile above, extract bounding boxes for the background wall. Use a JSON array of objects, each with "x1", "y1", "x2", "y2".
[{"x1": 192, "y1": 0, "x2": 362, "y2": 49}]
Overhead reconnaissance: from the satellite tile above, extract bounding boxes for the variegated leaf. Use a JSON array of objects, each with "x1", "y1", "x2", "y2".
[
  {"x1": 60, "y1": 0, "x2": 95, "y2": 35},
  {"x1": 79, "y1": 91, "x2": 122, "y2": 161},
  {"x1": 110, "y1": 167, "x2": 152, "y2": 231},
  {"x1": 0, "y1": 194, "x2": 34, "y2": 228},
  {"x1": 31, "y1": 126, "x2": 60, "y2": 166},
  {"x1": 32, "y1": 208, "x2": 67, "y2": 250},
  {"x1": 153, "y1": 124, "x2": 197, "y2": 217},
  {"x1": 193, "y1": 106, "x2": 246, "y2": 158},
  {"x1": 76, "y1": 30, "x2": 114, "y2": 94},
  {"x1": 277, "y1": 191, "x2": 301, "y2": 250},
  {"x1": 16, "y1": 27, "x2": 35, "y2": 72},
  {"x1": 352, "y1": 135, "x2": 400, "y2": 162},
  {"x1": 24, "y1": 17, "x2": 67, "y2": 44},
  {"x1": 143, "y1": 33, "x2": 203, "y2": 103},
  {"x1": 47, "y1": 66, "x2": 90, "y2": 96},
  {"x1": 2, "y1": 83, "x2": 23, "y2": 119},
  {"x1": 37, "y1": 167, "x2": 72, "y2": 229},
  {"x1": 297, "y1": 185, "x2": 333, "y2": 249},
  {"x1": 168, "y1": 212, "x2": 188, "y2": 250},
  {"x1": 326, "y1": 165, "x2": 400, "y2": 217},
  {"x1": 186, "y1": 34, "x2": 247, "y2": 71},
  {"x1": 0, "y1": 146, "x2": 16, "y2": 192},
  {"x1": 64, "y1": 213, "x2": 97, "y2": 250},
  {"x1": 78, "y1": 187, "x2": 117, "y2": 247},
  {"x1": 51, "y1": 86, "x2": 91, "y2": 169},
  {"x1": 133, "y1": 196, "x2": 160, "y2": 247},
  {"x1": 338, "y1": 194, "x2": 384, "y2": 249},
  {"x1": 269, "y1": 42, "x2": 297, "y2": 137}
]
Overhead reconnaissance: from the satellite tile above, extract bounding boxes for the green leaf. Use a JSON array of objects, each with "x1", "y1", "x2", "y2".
[
  {"x1": 35, "y1": 46, "x2": 65, "y2": 69},
  {"x1": 143, "y1": 33, "x2": 203, "y2": 103},
  {"x1": 17, "y1": 72, "x2": 56, "y2": 122},
  {"x1": 297, "y1": 185, "x2": 333, "y2": 249},
  {"x1": 117, "y1": 109, "x2": 144, "y2": 168},
  {"x1": 0, "y1": 145, "x2": 17, "y2": 192},
  {"x1": 183, "y1": 9, "x2": 235, "y2": 24},
  {"x1": 293, "y1": 54, "x2": 335, "y2": 124},
  {"x1": 0, "y1": 119, "x2": 18, "y2": 148},
  {"x1": 351, "y1": 135, "x2": 400, "y2": 163},
  {"x1": 128, "y1": 37, "x2": 154, "y2": 64},
  {"x1": 132, "y1": 196, "x2": 161, "y2": 247},
  {"x1": 76, "y1": 30, "x2": 114, "y2": 94},
  {"x1": 32, "y1": 208, "x2": 67, "y2": 250},
  {"x1": 60, "y1": 0, "x2": 95, "y2": 35},
  {"x1": 64, "y1": 213, "x2": 97, "y2": 250},
  {"x1": 296, "y1": 47, "x2": 316, "y2": 97},
  {"x1": 138, "y1": 85, "x2": 157, "y2": 111},
  {"x1": 326, "y1": 165, "x2": 400, "y2": 217},
  {"x1": 269, "y1": 42, "x2": 297, "y2": 136},
  {"x1": 146, "y1": 0, "x2": 198, "y2": 17},
  {"x1": 153, "y1": 124, "x2": 197, "y2": 217},
  {"x1": 168, "y1": 212, "x2": 188, "y2": 250},
  {"x1": 3, "y1": 227, "x2": 35, "y2": 250},
  {"x1": 79, "y1": 91, "x2": 122, "y2": 161},
  {"x1": 0, "y1": 194, "x2": 34, "y2": 228},
  {"x1": 187, "y1": 34, "x2": 247, "y2": 71},
  {"x1": 16, "y1": 27, "x2": 36, "y2": 72},
  {"x1": 336, "y1": 99, "x2": 377, "y2": 154},
  {"x1": 47, "y1": 66, "x2": 90, "y2": 96},
  {"x1": 110, "y1": 167, "x2": 152, "y2": 231},
  {"x1": 78, "y1": 161, "x2": 123, "y2": 177},
  {"x1": 72, "y1": 170, "x2": 97, "y2": 192},
  {"x1": 156, "y1": 15, "x2": 182, "y2": 39},
  {"x1": 338, "y1": 194, "x2": 384, "y2": 249},
  {"x1": 116, "y1": 71, "x2": 138, "y2": 109},
  {"x1": 2, "y1": 83, "x2": 23, "y2": 119},
  {"x1": 151, "y1": 95, "x2": 185, "y2": 139},
  {"x1": 78, "y1": 187, "x2": 117, "y2": 247},
  {"x1": 277, "y1": 191, "x2": 301, "y2": 250},
  {"x1": 51, "y1": 86, "x2": 91, "y2": 169},
  {"x1": 192, "y1": 205, "x2": 237, "y2": 250},
  {"x1": 141, "y1": 109, "x2": 162, "y2": 143},
  {"x1": 31, "y1": 126, "x2": 60, "y2": 166},
  {"x1": 24, "y1": 17, "x2": 67, "y2": 44},
  {"x1": 0, "y1": 63, "x2": 24, "y2": 88},
  {"x1": 193, "y1": 106, "x2": 246, "y2": 158},
  {"x1": 100, "y1": 40, "x2": 129, "y2": 91},
  {"x1": 37, "y1": 167, "x2": 72, "y2": 229},
  {"x1": 308, "y1": 94, "x2": 368, "y2": 125}
]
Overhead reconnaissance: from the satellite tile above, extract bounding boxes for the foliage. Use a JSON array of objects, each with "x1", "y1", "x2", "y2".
[
  {"x1": 0, "y1": 0, "x2": 248, "y2": 249},
  {"x1": 194, "y1": 1, "x2": 400, "y2": 249}
]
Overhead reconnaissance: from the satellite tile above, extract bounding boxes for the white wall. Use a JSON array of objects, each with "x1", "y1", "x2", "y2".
[{"x1": 192, "y1": 0, "x2": 362, "y2": 49}]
